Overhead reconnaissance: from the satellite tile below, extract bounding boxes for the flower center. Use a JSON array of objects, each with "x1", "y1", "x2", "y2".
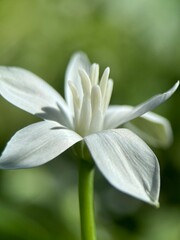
[{"x1": 68, "y1": 63, "x2": 113, "y2": 136}]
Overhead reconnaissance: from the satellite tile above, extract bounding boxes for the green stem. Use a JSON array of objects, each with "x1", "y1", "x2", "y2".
[{"x1": 78, "y1": 159, "x2": 96, "y2": 240}]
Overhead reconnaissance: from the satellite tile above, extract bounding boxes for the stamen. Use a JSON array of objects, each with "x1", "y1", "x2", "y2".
[
  {"x1": 90, "y1": 63, "x2": 99, "y2": 86},
  {"x1": 68, "y1": 81, "x2": 81, "y2": 128},
  {"x1": 89, "y1": 110, "x2": 103, "y2": 134},
  {"x1": 91, "y1": 85, "x2": 102, "y2": 113},
  {"x1": 68, "y1": 81, "x2": 81, "y2": 109},
  {"x1": 89, "y1": 85, "x2": 103, "y2": 133},
  {"x1": 72, "y1": 63, "x2": 112, "y2": 136},
  {"x1": 77, "y1": 96, "x2": 92, "y2": 136},
  {"x1": 102, "y1": 79, "x2": 113, "y2": 113},
  {"x1": 78, "y1": 69, "x2": 91, "y2": 97},
  {"x1": 100, "y1": 67, "x2": 110, "y2": 98}
]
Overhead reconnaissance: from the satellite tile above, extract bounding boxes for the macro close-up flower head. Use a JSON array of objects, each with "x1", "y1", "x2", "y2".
[{"x1": 0, "y1": 52, "x2": 179, "y2": 207}]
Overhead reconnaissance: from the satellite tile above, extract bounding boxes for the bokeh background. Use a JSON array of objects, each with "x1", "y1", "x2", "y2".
[{"x1": 0, "y1": 0, "x2": 180, "y2": 239}]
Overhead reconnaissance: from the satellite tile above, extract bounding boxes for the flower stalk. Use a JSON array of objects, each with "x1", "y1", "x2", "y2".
[{"x1": 78, "y1": 159, "x2": 96, "y2": 240}]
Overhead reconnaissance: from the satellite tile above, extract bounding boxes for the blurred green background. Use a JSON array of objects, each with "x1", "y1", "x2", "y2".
[{"x1": 0, "y1": 0, "x2": 180, "y2": 239}]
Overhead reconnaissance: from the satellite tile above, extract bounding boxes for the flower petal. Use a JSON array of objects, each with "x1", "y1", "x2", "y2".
[
  {"x1": 104, "y1": 81, "x2": 179, "y2": 128},
  {"x1": 0, "y1": 121, "x2": 82, "y2": 169},
  {"x1": 84, "y1": 128, "x2": 160, "y2": 206},
  {"x1": 125, "y1": 111, "x2": 173, "y2": 148},
  {"x1": 65, "y1": 52, "x2": 91, "y2": 112},
  {"x1": 104, "y1": 105, "x2": 173, "y2": 148},
  {"x1": 0, "y1": 67, "x2": 72, "y2": 127},
  {"x1": 104, "y1": 105, "x2": 131, "y2": 129}
]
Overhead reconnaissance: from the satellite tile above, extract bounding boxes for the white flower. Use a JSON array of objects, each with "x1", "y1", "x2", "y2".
[{"x1": 0, "y1": 52, "x2": 179, "y2": 206}]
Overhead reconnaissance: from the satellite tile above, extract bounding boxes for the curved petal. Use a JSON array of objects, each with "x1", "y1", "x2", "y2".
[
  {"x1": 104, "y1": 81, "x2": 179, "y2": 128},
  {"x1": 104, "y1": 105, "x2": 131, "y2": 129},
  {"x1": 84, "y1": 128, "x2": 160, "y2": 206},
  {"x1": 125, "y1": 111, "x2": 173, "y2": 148},
  {"x1": 65, "y1": 52, "x2": 91, "y2": 111},
  {"x1": 104, "y1": 105, "x2": 173, "y2": 148},
  {"x1": 0, "y1": 67, "x2": 72, "y2": 127},
  {"x1": 0, "y1": 121, "x2": 82, "y2": 169}
]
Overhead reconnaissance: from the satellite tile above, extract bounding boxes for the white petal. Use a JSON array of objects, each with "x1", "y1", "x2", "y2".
[
  {"x1": 65, "y1": 52, "x2": 91, "y2": 112},
  {"x1": 84, "y1": 129, "x2": 160, "y2": 206},
  {"x1": 0, "y1": 67, "x2": 72, "y2": 127},
  {"x1": 104, "y1": 105, "x2": 131, "y2": 129},
  {"x1": 104, "y1": 105, "x2": 173, "y2": 148},
  {"x1": 0, "y1": 121, "x2": 82, "y2": 169},
  {"x1": 104, "y1": 81, "x2": 179, "y2": 128},
  {"x1": 125, "y1": 111, "x2": 173, "y2": 148}
]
